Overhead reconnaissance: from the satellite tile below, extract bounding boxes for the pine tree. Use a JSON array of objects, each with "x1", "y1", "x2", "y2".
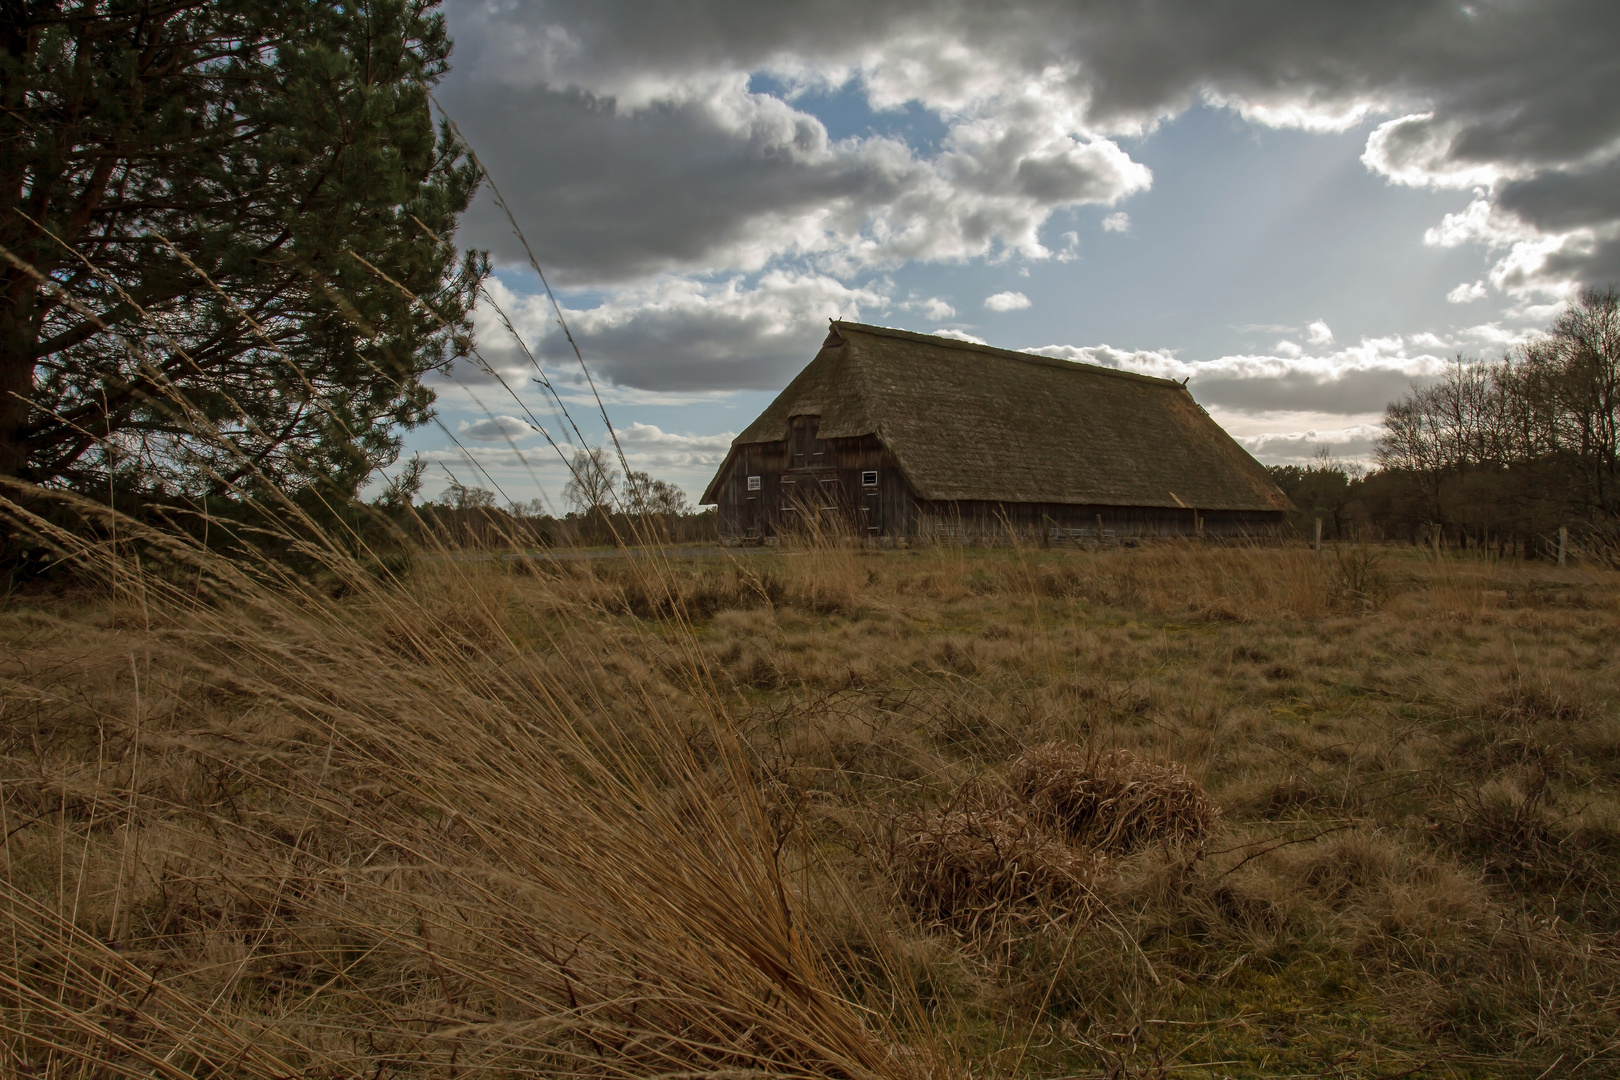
[{"x1": 0, "y1": 0, "x2": 484, "y2": 499}]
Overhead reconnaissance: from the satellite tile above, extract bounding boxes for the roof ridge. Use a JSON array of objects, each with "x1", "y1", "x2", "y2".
[{"x1": 832, "y1": 321, "x2": 1184, "y2": 389}]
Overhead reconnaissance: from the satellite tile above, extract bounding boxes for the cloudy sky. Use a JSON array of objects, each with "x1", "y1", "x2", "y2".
[{"x1": 404, "y1": 0, "x2": 1620, "y2": 510}]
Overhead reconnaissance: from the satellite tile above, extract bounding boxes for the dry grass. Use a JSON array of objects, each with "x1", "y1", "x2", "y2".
[
  {"x1": 0, "y1": 505, "x2": 938, "y2": 1080},
  {"x1": 5, "y1": 523, "x2": 1620, "y2": 1077},
  {"x1": 1009, "y1": 744, "x2": 1218, "y2": 854},
  {"x1": 891, "y1": 801, "x2": 1102, "y2": 938}
]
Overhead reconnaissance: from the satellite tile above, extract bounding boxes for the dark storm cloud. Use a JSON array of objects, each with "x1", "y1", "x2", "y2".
[
  {"x1": 442, "y1": 0, "x2": 1620, "y2": 288},
  {"x1": 1497, "y1": 159, "x2": 1620, "y2": 233},
  {"x1": 439, "y1": 81, "x2": 905, "y2": 282},
  {"x1": 1538, "y1": 238, "x2": 1620, "y2": 292},
  {"x1": 557, "y1": 273, "x2": 887, "y2": 391},
  {"x1": 470, "y1": 0, "x2": 1618, "y2": 156},
  {"x1": 580, "y1": 325, "x2": 809, "y2": 391}
]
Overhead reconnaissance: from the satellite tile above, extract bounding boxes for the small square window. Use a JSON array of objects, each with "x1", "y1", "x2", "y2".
[
  {"x1": 746, "y1": 475, "x2": 761, "y2": 491},
  {"x1": 861, "y1": 470, "x2": 878, "y2": 487}
]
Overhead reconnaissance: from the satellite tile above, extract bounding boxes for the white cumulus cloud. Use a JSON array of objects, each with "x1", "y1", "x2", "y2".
[
  {"x1": 1447, "y1": 280, "x2": 1488, "y2": 304},
  {"x1": 1233, "y1": 424, "x2": 1384, "y2": 466},
  {"x1": 1027, "y1": 330, "x2": 1457, "y2": 417},
  {"x1": 1102, "y1": 211, "x2": 1131, "y2": 233},
  {"x1": 457, "y1": 415, "x2": 537, "y2": 442},
  {"x1": 617, "y1": 421, "x2": 736, "y2": 470},
  {"x1": 443, "y1": 17, "x2": 1155, "y2": 284},
  {"x1": 1361, "y1": 115, "x2": 1507, "y2": 191},
  {"x1": 984, "y1": 290, "x2": 1032, "y2": 312},
  {"x1": 904, "y1": 296, "x2": 957, "y2": 320}
]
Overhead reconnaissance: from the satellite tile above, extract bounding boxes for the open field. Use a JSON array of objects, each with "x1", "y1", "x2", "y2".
[{"x1": 4, "y1": 537, "x2": 1619, "y2": 1078}]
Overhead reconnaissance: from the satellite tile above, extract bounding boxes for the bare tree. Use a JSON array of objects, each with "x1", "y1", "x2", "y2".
[
  {"x1": 440, "y1": 482, "x2": 497, "y2": 510},
  {"x1": 651, "y1": 480, "x2": 693, "y2": 517},
  {"x1": 1549, "y1": 287, "x2": 1620, "y2": 514},
  {"x1": 562, "y1": 447, "x2": 619, "y2": 515},
  {"x1": 624, "y1": 470, "x2": 692, "y2": 516},
  {"x1": 1373, "y1": 287, "x2": 1620, "y2": 551}
]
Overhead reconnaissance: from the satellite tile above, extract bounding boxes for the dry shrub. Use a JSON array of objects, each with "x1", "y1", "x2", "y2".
[
  {"x1": 1291, "y1": 830, "x2": 1412, "y2": 903},
  {"x1": 1329, "y1": 545, "x2": 1391, "y2": 609},
  {"x1": 550, "y1": 546, "x2": 871, "y2": 621},
  {"x1": 1009, "y1": 744, "x2": 1218, "y2": 853},
  {"x1": 1106, "y1": 848, "x2": 1290, "y2": 952},
  {"x1": 1426, "y1": 768, "x2": 1620, "y2": 923},
  {"x1": 1225, "y1": 771, "x2": 1341, "y2": 820},
  {"x1": 374, "y1": 560, "x2": 519, "y2": 658},
  {"x1": 891, "y1": 802, "x2": 1101, "y2": 938}
]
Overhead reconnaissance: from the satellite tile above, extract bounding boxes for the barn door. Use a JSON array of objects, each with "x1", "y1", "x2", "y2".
[
  {"x1": 790, "y1": 415, "x2": 822, "y2": 469},
  {"x1": 816, "y1": 472, "x2": 850, "y2": 536}
]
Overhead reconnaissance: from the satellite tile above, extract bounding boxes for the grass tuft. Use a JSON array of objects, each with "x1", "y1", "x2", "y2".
[
  {"x1": 891, "y1": 800, "x2": 1102, "y2": 940},
  {"x1": 1009, "y1": 744, "x2": 1219, "y2": 854}
]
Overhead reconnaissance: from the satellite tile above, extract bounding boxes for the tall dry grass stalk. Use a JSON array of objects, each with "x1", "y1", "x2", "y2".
[{"x1": 0, "y1": 491, "x2": 944, "y2": 1079}]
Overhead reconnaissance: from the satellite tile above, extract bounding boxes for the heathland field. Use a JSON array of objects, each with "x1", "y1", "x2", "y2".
[{"x1": 4, "y1": 538, "x2": 1619, "y2": 1078}]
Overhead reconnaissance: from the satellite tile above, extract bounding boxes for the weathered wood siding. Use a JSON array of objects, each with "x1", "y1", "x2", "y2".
[
  {"x1": 712, "y1": 419, "x2": 914, "y2": 541},
  {"x1": 912, "y1": 501, "x2": 1284, "y2": 544}
]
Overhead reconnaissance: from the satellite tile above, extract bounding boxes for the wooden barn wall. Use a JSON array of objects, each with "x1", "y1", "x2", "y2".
[
  {"x1": 712, "y1": 425, "x2": 914, "y2": 541},
  {"x1": 712, "y1": 418, "x2": 1284, "y2": 543},
  {"x1": 912, "y1": 501, "x2": 1285, "y2": 544}
]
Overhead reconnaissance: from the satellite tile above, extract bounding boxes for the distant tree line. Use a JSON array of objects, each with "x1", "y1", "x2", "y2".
[
  {"x1": 402, "y1": 446, "x2": 715, "y2": 548},
  {"x1": 1269, "y1": 287, "x2": 1620, "y2": 561}
]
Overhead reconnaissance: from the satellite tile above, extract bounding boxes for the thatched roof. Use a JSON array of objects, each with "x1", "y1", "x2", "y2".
[{"x1": 703, "y1": 321, "x2": 1289, "y2": 512}]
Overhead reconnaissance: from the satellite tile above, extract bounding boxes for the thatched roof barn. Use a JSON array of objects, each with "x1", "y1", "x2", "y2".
[{"x1": 701, "y1": 321, "x2": 1289, "y2": 543}]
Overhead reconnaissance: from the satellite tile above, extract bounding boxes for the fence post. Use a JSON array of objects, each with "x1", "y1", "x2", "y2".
[
  {"x1": 1314, "y1": 516, "x2": 1322, "y2": 555},
  {"x1": 1558, "y1": 525, "x2": 1568, "y2": 568}
]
